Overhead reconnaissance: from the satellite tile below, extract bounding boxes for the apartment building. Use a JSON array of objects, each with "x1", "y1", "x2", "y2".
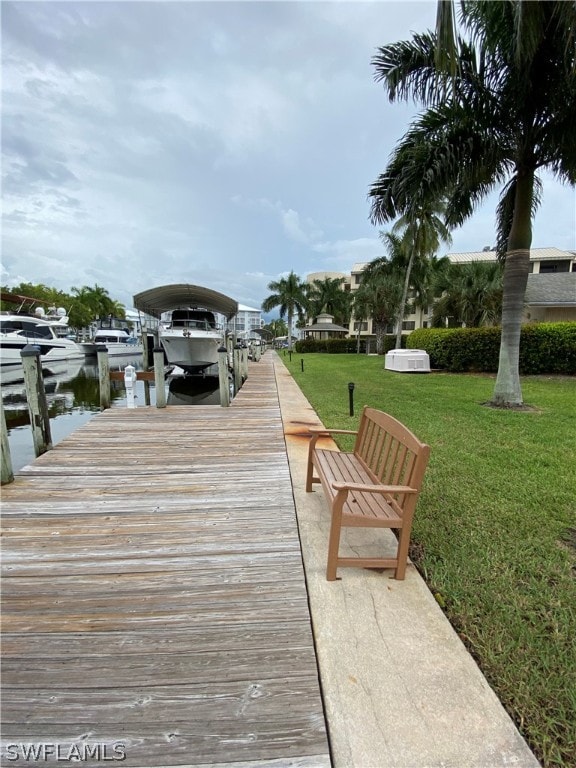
[
  {"x1": 347, "y1": 246, "x2": 576, "y2": 339},
  {"x1": 226, "y1": 303, "x2": 263, "y2": 341}
]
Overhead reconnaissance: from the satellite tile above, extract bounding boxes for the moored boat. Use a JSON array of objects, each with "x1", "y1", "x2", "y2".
[
  {"x1": 133, "y1": 284, "x2": 238, "y2": 376},
  {"x1": 0, "y1": 308, "x2": 84, "y2": 368},
  {"x1": 78, "y1": 327, "x2": 143, "y2": 357}
]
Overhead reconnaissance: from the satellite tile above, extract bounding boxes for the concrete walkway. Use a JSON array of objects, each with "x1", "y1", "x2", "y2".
[{"x1": 270, "y1": 352, "x2": 540, "y2": 768}]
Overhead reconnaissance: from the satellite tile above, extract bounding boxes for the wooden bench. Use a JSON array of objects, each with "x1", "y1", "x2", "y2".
[{"x1": 306, "y1": 406, "x2": 430, "y2": 581}]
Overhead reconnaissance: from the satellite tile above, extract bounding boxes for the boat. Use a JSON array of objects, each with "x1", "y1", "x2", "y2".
[
  {"x1": 0, "y1": 308, "x2": 84, "y2": 369},
  {"x1": 78, "y1": 327, "x2": 143, "y2": 357},
  {"x1": 133, "y1": 284, "x2": 238, "y2": 376}
]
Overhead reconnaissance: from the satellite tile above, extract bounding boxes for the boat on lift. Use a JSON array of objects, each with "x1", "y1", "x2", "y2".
[{"x1": 133, "y1": 284, "x2": 238, "y2": 376}]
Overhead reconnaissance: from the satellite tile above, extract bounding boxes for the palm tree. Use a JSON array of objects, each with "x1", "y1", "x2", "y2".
[
  {"x1": 431, "y1": 261, "x2": 503, "y2": 327},
  {"x1": 351, "y1": 289, "x2": 371, "y2": 354},
  {"x1": 306, "y1": 277, "x2": 352, "y2": 327},
  {"x1": 261, "y1": 271, "x2": 308, "y2": 351},
  {"x1": 389, "y1": 203, "x2": 452, "y2": 348},
  {"x1": 369, "y1": 0, "x2": 576, "y2": 406},
  {"x1": 409, "y1": 253, "x2": 452, "y2": 324},
  {"x1": 71, "y1": 284, "x2": 115, "y2": 320},
  {"x1": 361, "y1": 232, "x2": 407, "y2": 343},
  {"x1": 353, "y1": 260, "x2": 404, "y2": 354}
]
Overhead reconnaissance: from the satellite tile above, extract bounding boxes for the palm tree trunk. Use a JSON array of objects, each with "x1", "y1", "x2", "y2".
[
  {"x1": 491, "y1": 171, "x2": 533, "y2": 407},
  {"x1": 287, "y1": 310, "x2": 293, "y2": 351},
  {"x1": 374, "y1": 320, "x2": 386, "y2": 355},
  {"x1": 395, "y1": 251, "x2": 415, "y2": 348}
]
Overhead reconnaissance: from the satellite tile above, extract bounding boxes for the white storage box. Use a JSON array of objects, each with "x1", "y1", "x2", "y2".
[{"x1": 385, "y1": 349, "x2": 430, "y2": 373}]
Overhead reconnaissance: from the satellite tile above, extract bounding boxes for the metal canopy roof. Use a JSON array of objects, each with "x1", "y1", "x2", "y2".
[{"x1": 133, "y1": 284, "x2": 238, "y2": 320}]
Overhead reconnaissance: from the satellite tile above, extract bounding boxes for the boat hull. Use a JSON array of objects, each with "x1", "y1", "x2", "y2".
[
  {"x1": 0, "y1": 338, "x2": 84, "y2": 368},
  {"x1": 160, "y1": 331, "x2": 222, "y2": 375},
  {"x1": 80, "y1": 341, "x2": 143, "y2": 357}
]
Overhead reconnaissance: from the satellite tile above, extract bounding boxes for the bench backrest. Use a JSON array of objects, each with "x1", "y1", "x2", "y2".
[{"x1": 354, "y1": 406, "x2": 430, "y2": 498}]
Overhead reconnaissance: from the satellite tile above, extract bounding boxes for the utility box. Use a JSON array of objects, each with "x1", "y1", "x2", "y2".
[{"x1": 385, "y1": 349, "x2": 430, "y2": 373}]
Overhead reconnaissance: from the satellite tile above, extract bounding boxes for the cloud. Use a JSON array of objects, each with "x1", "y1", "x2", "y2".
[{"x1": 1, "y1": 0, "x2": 573, "y2": 317}]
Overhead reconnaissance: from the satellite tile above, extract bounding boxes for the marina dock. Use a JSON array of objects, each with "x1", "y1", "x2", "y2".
[
  {"x1": 1, "y1": 353, "x2": 330, "y2": 767},
  {"x1": 1, "y1": 351, "x2": 540, "y2": 768}
]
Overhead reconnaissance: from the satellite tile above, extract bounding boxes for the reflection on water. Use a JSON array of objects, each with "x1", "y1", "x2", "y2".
[
  {"x1": 2, "y1": 356, "x2": 223, "y2": 473},
  {"x1": 167, "y1": 374, "x2": 222, "y2": 406}
]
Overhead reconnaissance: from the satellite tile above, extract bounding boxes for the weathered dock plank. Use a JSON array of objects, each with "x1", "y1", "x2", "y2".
[{"x1": 0, "y1": 355, "x2": 330, "y2": 767}]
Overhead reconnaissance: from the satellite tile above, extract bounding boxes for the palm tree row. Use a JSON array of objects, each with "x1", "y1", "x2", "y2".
[
  {"x1": 369, "y1": 0, "x2": 576, "y2": 406},
  {"x1": 261, "y1": 255, "x2": 504, "y2": 353}
]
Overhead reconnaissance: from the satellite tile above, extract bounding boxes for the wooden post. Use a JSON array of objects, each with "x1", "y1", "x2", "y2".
[
  {"x1": 241, "y1": 346, "x2": 248, "y2": 381},
  {"x1": 1, "y1": 399, "x2": 14, "y2": 485},
  {"x1": 218, "y1": 346, "x2": 231, "y2": 407},
  {"x1": 21, "y1": 345, "x2": 52, "y2": 457},
  {"x1": 153, "y1": 347, "x2": 166, "y2": 408},
  {"x1": 233, "y1": 345, "x2": 242, "y2": 394},
  {"x1": 140, "y1": 322, "x2": 149, "y2": 369},
  {"x1": 97, "y1": 346, "x2": 111, "y2": 410}
]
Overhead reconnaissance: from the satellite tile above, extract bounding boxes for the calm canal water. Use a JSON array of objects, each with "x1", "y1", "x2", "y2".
[{"x1": 2, "y1": 355, "x2": 222, "y2": 473}]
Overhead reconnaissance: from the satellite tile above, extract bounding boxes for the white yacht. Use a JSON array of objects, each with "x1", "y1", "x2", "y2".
[
  {"x1": 134, "y1": 284, "x2": 238, "y2": 376},
  {"x1": 78, "y1": 327, "x2": 143, "y2": 357},
  {"x1": 0, "y1": 308, "x2": 84, "y2": 369}
]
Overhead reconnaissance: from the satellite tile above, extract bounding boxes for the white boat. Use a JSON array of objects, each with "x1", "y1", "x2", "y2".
[
  {"x1": 0, "y1": 308, "x2": 84, "y2": 369},
  {"x1": 133, "y1": 284, "x2": 238, "y2": 376},
  {"x1": 78, "y1": 327, "x2": 143, "y2": 357}
]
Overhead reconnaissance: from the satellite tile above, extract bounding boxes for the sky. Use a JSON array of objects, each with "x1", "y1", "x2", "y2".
[{"x1": 2, "y1": 0, "x2": 575, "y2": 316}]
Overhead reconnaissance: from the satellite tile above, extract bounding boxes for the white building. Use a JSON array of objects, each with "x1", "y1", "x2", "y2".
[{"x1": 227, "y1": 304, "x2": 263, "y2": 340}]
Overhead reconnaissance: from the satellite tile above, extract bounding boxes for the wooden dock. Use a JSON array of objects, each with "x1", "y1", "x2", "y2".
[{"x1": 1, "y1": 355, "x2": 331, "y2": 767}]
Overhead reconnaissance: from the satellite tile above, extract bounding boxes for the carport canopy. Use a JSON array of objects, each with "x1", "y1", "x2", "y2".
[{"x1": 133, "y1": 284, "x2": 238, "y2": 320}]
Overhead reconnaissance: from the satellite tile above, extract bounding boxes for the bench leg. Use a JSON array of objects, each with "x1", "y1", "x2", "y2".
[
  {"x1": 326, "y1": 492, "x2": 346, "y2": 581},
  {"x1": 305, "y1": 441, "x2": 316, "y2": 492},
  {"x1": 394, "y1": 525, "x2": 411, "y2": 580}
]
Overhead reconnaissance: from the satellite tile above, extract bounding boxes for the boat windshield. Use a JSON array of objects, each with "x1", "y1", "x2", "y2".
[
  {"x1": 170, "y1": 310, "x2": 218, "y2": 330},
  {"x1": 0, "y1": 319, "x2": 55, "y2": 339}
]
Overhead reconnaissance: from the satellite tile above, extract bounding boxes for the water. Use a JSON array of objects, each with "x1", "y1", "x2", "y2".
[{"x1": 2, "y1": 356, "x2": 223, "y2": 473}]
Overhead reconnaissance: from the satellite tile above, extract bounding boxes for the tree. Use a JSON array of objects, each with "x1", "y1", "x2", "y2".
[
  {"x1": 389, "y1": 203, "x2": 452, "y2": 348},
  {"x1": 369, "y1": 0, "x2": 576, "y2": 406},
  {"x1": 71, "y1": 284, "x2": 116, "y2": 321},
  {"x1": 306, "y1": 276, "x2": 352, "y2": 327},
  {"x1": 262, "y1": 318, "x2": 288, "y2": 341},
  {"x1": 431, "y1": 260, "x2": 503, "y2": 327},
  {"x1": 353, "y1": 258, "x2": 404, "y2": 354},
  {"x1": 361, "y1": 231, "x2": 449, "y2": 346},
  {"x1": 261, "y1": 272, "x2": 308, "y2": 351}
]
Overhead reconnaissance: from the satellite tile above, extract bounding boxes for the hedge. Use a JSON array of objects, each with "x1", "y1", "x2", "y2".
[
  {"x1": 293, "y1": 335, "x2": 405, "y2": 354},
  {"x1": 406, "y1": 322, "x2": 576, "y2": 374}
]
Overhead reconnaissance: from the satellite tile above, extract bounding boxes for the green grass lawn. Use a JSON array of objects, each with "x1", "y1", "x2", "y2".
[{"x1": 280, "y1": 351, "x2": 576, "y2": 768}]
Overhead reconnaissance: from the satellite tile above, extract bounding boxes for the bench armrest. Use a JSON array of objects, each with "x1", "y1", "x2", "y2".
[
  {"x1": 332, "y1": 481, "x2": 418, "y2": 495},
  {"x1": 308, "y1": 427, "x2": 358, "y2": 436}
]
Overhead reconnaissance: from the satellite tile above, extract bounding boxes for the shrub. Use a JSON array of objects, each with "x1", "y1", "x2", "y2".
[
  {"x1": 294, "y1": 335, "x2": 404, "y2": 354},
  {"x1": 407, "y1": 322, "x2": 576, "y2": 374}
]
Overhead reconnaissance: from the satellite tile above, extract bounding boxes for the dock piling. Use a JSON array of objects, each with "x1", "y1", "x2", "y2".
[
  {"x1": 218, "y1": 346, "x2": 231, "y2": 407},
  {"x1": 233, "y1": 345, "x2": 242, "y2": 394},
  {"x1": 153, "y1": 348, "x2": 167, "y2": 408},
  {"x1": 1, "y1": 399, "x2": 14, "y2": 485},
  {"x1": 97, "y1": 347, "x2": 111, "y2": 410},
  {"x1": 21, "y1": 345, "x2": 53, "y2": 457}
]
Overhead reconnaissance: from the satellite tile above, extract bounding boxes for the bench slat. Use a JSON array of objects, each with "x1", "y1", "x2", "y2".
[{"x1": 314, "y1": 450, "x2": 402, "y2": 525}]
